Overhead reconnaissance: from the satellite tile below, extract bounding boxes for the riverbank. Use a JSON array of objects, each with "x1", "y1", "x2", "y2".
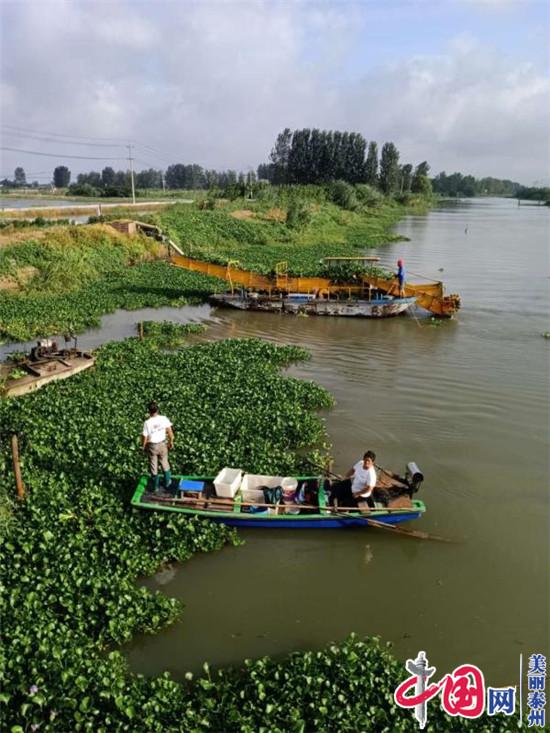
[
  {"x1": 156, "y1": 188, "x2": 433, "y2": 276},
  {"x1": 0, "y1": 189, "x2": 427, "y2": 341}
]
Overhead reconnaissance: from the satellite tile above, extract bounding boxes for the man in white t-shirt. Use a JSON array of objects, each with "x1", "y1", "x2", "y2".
[
  {"x1": 141, "y1": 401, "x2": 174, "y2": 494},
  {"x1": 347, "y1": 451, "x2": 377, "y2": 501},
  {"x1": 329, "y1": 450, "x2": 378, "y2": 508}
]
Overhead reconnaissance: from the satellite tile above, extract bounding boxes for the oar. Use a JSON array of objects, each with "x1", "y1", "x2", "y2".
[
  {"x1": 335, "y1": 508, "x2": 455, "y2": 542},
  {"x1": 149, "y1": 493, "x2": 424, "y2": 514}
]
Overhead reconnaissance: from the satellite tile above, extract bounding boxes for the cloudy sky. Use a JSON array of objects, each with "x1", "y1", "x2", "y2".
[{"x1": 1, "y1": 0, "x2": 549, "y2": 185}]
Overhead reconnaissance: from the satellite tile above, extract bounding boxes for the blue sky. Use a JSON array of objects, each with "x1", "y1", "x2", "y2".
[
  {"x1": 1, "y1": 0, "x2": 549, "y2": 184},
  {"x1": 363, "y1": 2, "x2": 543, "y2": 63}
]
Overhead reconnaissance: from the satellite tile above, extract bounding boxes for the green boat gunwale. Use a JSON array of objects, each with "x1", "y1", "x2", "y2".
[{"x1": 131, "y1": 474, "x2": 427, "y2": 521}]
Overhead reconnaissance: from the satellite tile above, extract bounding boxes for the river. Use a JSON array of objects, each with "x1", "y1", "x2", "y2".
[
  {"x1": 123, "y1": 198, "x2": 549, "y2": 685},
  {"x1": 4, "y1": 198, "x2": 549, "y2": 684}
]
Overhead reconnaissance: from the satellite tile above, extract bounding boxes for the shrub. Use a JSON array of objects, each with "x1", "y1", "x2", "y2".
[
  {"x1": 328, "y1": 180, "x2": 358, "y2": 211},
  {"x1": 286, "y1": 199, "x2": 311, "y2": 229},
  {"x1": 67, "y1": 182, "x2": 99, "y2": 197},
  {"x1": 355, "y1": 183, "x2": 383, "y2": 207}
]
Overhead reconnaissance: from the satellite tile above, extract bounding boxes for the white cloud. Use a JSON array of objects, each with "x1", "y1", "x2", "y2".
[
  {"x1": 338, "y1": 39, "x2": 550, "y2": 181},
  {"x1": 1, "y1": 1, "x2": 548, "y2": 183},
  {"x1": 458, "y1": 0, "x2": 525, "y2": 7}
]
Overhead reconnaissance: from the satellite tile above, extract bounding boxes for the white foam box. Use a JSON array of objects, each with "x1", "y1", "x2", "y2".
[
  {"x1": 240, "y1": 473, "x2": 284, "y2": 492},
  {"x1": 213, "y1": 467, "x2": 243, "y2": 498}
]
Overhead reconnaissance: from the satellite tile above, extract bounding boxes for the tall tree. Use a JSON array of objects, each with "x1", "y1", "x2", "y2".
[
  {"x1": 165, "y1": 164, "x2": 186, "y2": 189},
  {"x1": 113, "y1": 170, "x2": 130, "y2": 190},
  {"x1": 378, "y1": 142, "x2": 400, "y2": 194},
  {"x1": 400, "y1": 164, "x2": 413, "y2": 193},
  {"x1": 77, "y1": 171, "x2": 101, "y2": 187},
  {"x1": 257, "y1": 163, "x2": 274, "y2": 182},
  {"x1": 14, "y1": 167, "x2": 26, "y2": 187},
  {"x1": 135, "y1": 168, "x2": 162, "y2": 189},
  {"x1": 411, "y1": 161, "x2": 430, "y2": 192},
  {"x1": 288, "y1": 128, "x2": 312, "y2": 183},
  {"x1": 365, "y1": 142, "x2": 378, "y2": 187},
  {"x1": 53, "y1": 166, "x2": 71, "y2": 188},
  {"x1": 270, "y1": 128, "x2": 292, "y2": 184},
  {"x1": 348, "y1": 132, "x2": 367, "y2": 183},
  {"x1": 101, "y1": 167, "x2": 116, "y2": 187}
]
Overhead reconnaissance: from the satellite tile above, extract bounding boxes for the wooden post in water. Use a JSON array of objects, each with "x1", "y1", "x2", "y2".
[
  {"x1": 139, "y1": 321, "x2": 144, "y2": 341},
  {"x1": 11, "y1": 434, "x2": 25, "y2": 500}
]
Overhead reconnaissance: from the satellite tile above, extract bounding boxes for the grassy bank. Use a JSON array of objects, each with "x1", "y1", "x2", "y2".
[
  {"x1": 157, "y1": 187, "x2": 426, "y2": 277},
  {"x1": 0, "y1": 224, "x2": 224, "y2": 341},
  {"x1": 0, "y1": 223, "x2": 162, "y2": 290},
  {"x1": 0, "y1": 187, "x2": 427, "y2": 342}
]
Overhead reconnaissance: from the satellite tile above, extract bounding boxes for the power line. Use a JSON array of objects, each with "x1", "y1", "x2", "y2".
[
  {"x1": 1, "y1": 146, "x2": 127, "y2": 161},
  {"x1": 134, "y1": 143, "x2": 174, "y2": 165},
  {"x1": 1, "y1": 123, "x2": 129, "y2": 144},
  {"x1": 1, "y1": 125, "x2": 175, "y2": 164},
  {"x1": 1, "y1": 130, "x2": 125, "y2": 148},
  {"x1": 135, "y1": 157, "x2": 164, "y2": 169},
  {"x1": 1, "y1": 171, "x2": 52, "y2": 177}
]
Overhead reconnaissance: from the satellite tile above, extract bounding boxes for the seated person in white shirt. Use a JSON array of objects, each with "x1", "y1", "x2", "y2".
[
  {"x1": 329, "y1": 450, "x2": 378, "y2": 508},
  {"x1": 346, "y1": 450, "x2": 378, "y2": 507}
]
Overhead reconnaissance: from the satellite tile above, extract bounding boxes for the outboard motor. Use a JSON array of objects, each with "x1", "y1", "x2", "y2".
[{"x1": 405, "y1": 462, "x2": 424, "y2": 495}]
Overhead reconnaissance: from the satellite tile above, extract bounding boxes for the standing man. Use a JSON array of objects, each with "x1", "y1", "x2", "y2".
[
  {"x1": 396, "y1": 259, "x2": 406, "y2": 297},
  {"x1": 141, "y1": 401, "x2": 174, "y2": 494}
]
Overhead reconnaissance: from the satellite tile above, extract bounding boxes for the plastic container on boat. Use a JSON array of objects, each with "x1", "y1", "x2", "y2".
[
  {"x1": 178, "y1": 479, "x2": 204, "y2": 493},
  {"x1": 281, "y1": 477, "x2": 298, "y2": 491},
  {"x1": 214, "y1": 467, "x2": 243, "y2": 498}
]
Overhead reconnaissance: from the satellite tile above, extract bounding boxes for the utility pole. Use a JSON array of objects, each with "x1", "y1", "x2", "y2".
[{"x1": 127, "y1": 144, "x2": 136, "y2": 205}]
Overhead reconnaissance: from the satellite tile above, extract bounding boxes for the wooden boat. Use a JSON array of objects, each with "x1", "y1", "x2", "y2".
[
  {"x1": 210, "y1": 292, "x2": 416, "y2": 318},
  {"x1": 131, "y1": 470, "x2": 426, "y2": 529},
  {"x1": 1, "y1": 345, "x2": 94, "y2": 398}
]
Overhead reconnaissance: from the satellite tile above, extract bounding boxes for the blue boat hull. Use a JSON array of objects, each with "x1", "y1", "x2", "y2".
[{"x1": 206, "y1": 512, "x2": 422, "y2": 529}]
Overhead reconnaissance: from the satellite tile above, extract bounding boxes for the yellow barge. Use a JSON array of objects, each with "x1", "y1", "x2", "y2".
[{"x1": 170, "y1": 253, "x2": 461, "y2": 318}]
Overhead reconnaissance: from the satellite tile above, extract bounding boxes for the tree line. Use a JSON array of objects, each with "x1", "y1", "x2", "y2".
[
  {"x1": 69, "y1": 165, "x2": 255, "y2": 196},
  {"x1": 260, "y1": 128, "x2": 432, "y2": 195},
  {"x1": 1, "y1": 135, "x2": 534, "y2": 202},
  {"x1": 515, "y1": 185, "x2": 550, "y2": 203},
  {"x1": 431, "y1": 172, "x2": 522, "y2": 198},
  {"x1": 0, "y1": 165, "x2": 257, "y2": 196}
]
